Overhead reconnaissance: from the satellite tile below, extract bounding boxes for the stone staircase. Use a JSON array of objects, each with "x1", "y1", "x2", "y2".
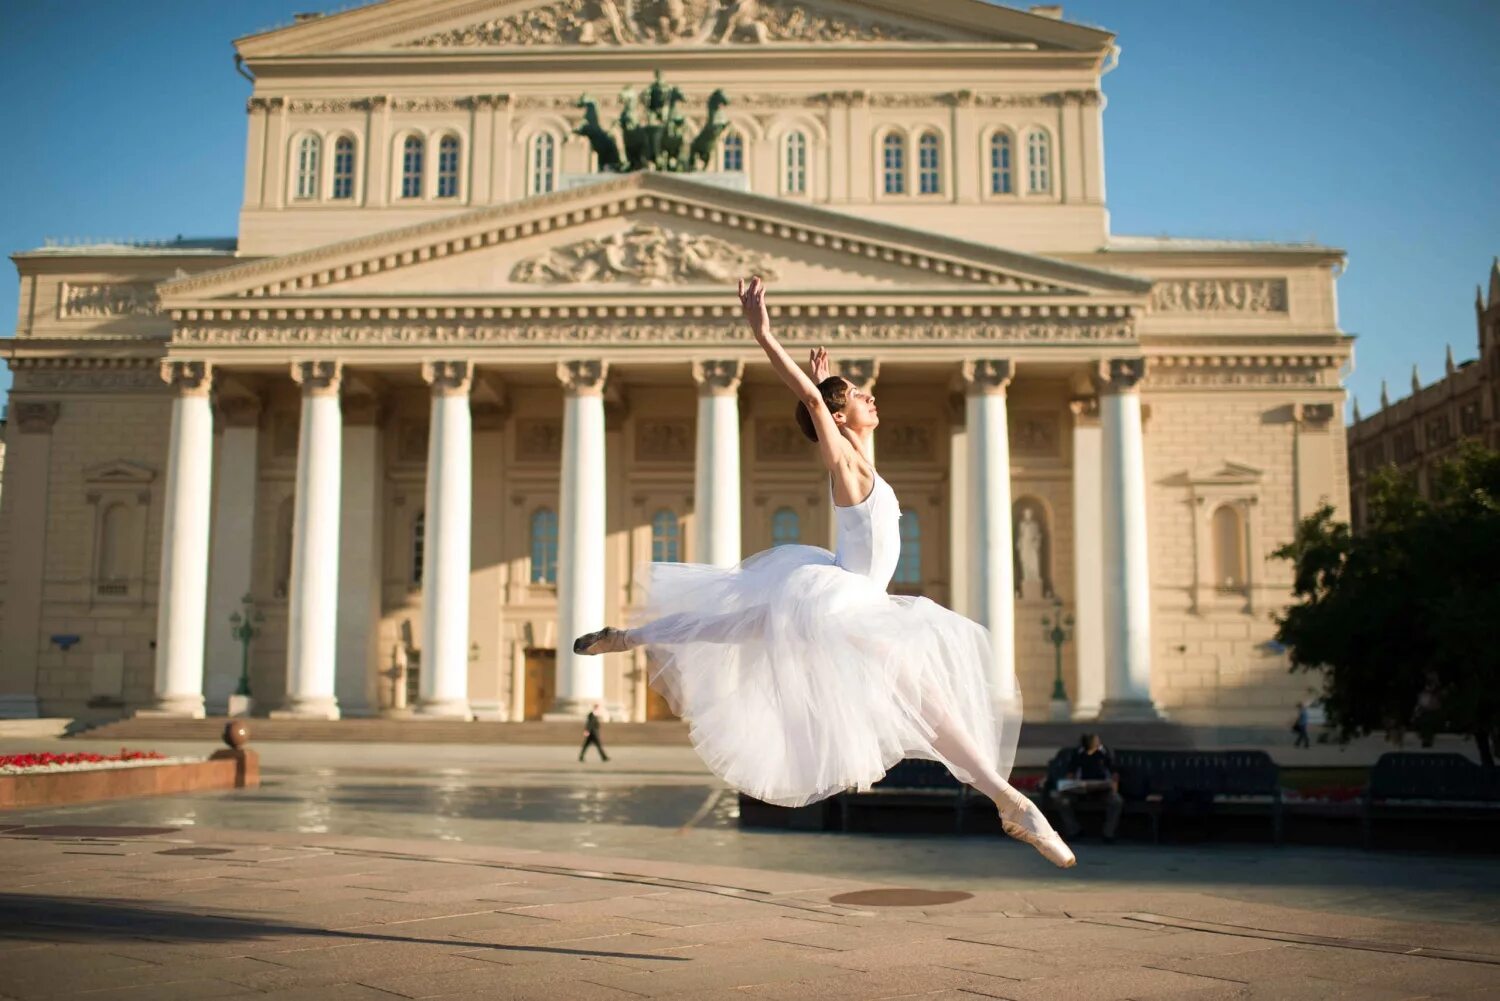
[{"x1": 74, "y1": 716, "x2": 694, "y2": 746}]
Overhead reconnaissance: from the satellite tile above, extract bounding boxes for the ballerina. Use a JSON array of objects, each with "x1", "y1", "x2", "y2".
[{"x1": 574, "y1": 276, "x2": 1075, "y2": 868}]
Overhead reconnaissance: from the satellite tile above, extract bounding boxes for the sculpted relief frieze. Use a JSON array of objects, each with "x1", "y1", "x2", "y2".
[
  {"x1": 512, "y1": 222, "x2": 780, "y2": 286},
  {"x1": 1149, "y1": 279, "x2": 1288, "y2": 314},
  {"x1": 173, "y1": 317, "x2": 1135, "y2": 347},
  {"x1": 398, "y1": 0, "x2": 942, "y2": 47},
  {"x1": 60, "y1": 282, "x2": 161, "y2": 318}
]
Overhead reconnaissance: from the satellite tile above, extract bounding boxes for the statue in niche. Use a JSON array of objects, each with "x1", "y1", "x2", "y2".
[{"x1": 1012, "y1": 499, "x2": 1053, "y2": 601}]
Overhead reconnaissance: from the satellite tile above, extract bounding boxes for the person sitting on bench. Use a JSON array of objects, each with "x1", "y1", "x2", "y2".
[{"x1": 1053, "y1": 733, "x2": 1123, "y2": 843}]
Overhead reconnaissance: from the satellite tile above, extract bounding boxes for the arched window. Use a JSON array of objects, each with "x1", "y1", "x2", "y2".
[
  {"x1": 917, "y1": 131, "x2": 942, "y2": 195},
  {"x1": 436, "y1": 134, "x2": 460, "y2": 198},
  {"x1": 882, "y1": 132, "x2": 906, "y2": 195},
  {"x1": 332, "y1": 136, "x2": 356, "y2": 200},
  {"x1": 411, "y1": 511, "x2": 425, "y2": 588},
  {"x1": 784, "y1": 130, "x2": 808, "y2": 195},
  {"x1": 1212, "y1": 504, "x2": 1247, "y2": 593},
  {"x1": 400, "y1": 135, "x2": 425, "y2": 199},
  {"x1": 531, "y1": 133, "x2": 556, "y2": 195},
  {"x1": 650, "y1": 509, "x2": 681, "y2": 563},
  {"x1": 274, "y1": 496, "x2": 295, "y2": 598},
  {"x1": 295, "y1": 134, "x2": 321, "y2": 200},
  {"x1": 98, "y1": 503, "x2": 133, "y2": 584},
  {"x1": 771, "y1": 507, "x2": 801, "y2": 547},
  {"x1": 530, "y1": 508, "x2": 559, "y2": 584},
  {"x1": 893, "y1": 511, "x2": 921, "y2": 587},
  {"x1": 721, "y1": 129, "x2": 745, "y2": 172},
  {"x1": 989, "y1": 131, "x2": 1013, "y2": 195},
  {"x1": 1026, "y1": 129, "x2": 1052, "y2": 194}
]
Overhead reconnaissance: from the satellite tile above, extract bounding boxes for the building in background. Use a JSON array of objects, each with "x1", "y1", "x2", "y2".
[
  {"x1": 0, "y1": 0, "x2": 1351, "y2": 725},
  {"x1": 1348, "y1": 260, "x2": 1500, "y2": 531}
]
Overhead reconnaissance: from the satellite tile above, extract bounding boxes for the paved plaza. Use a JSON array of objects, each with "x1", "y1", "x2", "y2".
[{"x1": 2, "y1": 740, "x2": 1498, "y2": 1000}]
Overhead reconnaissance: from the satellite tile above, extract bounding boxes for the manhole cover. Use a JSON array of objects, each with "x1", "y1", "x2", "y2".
[
  {"x1": 829, "y1": 889, "x2": 973, "y2": 907},
  {"x1": 16, "y1": 826, "x2": 180, "y2": 838},
  {"x1": 156, "y1": 847, "x2": 231, "y2": 856}
]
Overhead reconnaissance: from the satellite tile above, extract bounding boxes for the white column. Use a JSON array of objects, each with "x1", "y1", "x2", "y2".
[
  {"x1": 1069, "y1": 396, "x2": 1105, "y2": 720},
  {"x1": 276, "y1": 360, "x2": 342, "y2": 720},
  {"x1": 147, "y1": 361, "x2": 214, "y2": 718},
  {"x1": 947, "y1": 416, "x2": 969, "y2": 618},
  {"x1": 204, "y1": 390, "x2": 261, "y2": 715},
  {"x1": 962, "y1": 360, "x2": 1016, "y2": 700},
  {"x1": 336, "y1": 385, "x2": 383, "y2": 717},
  {"x1": 691, "y1": 360, "x2": 744, "y2": 567},
  {"x1": 418, "y1": 361, "x2": 474, "y2": 718},
  {"x1": 1097, "y1": 359, "x2": 1161, "y2": 720},
  {"x1": 552, "y1": 360, "x2": 609, "y2": 717}
]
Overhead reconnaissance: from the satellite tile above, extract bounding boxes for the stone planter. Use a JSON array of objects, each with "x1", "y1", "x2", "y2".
[{"x1": 0, "y1": 749, "x2": 258, "y2": 809}]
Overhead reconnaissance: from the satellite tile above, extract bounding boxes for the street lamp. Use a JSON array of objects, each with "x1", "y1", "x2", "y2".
[
  {"x1": 228, "y1": 594, "x2": 265, "y2": 716},
  {"x1": 1042, "y1": 597, "x2": 1074, "y2": 721}
]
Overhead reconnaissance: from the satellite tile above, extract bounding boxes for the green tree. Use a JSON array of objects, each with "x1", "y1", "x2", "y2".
[{"x1": 1274, "y1": 441, "x2": 1500, "y2": 767}]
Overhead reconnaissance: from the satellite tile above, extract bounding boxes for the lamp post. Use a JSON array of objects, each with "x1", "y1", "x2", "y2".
[
  {"x1": 1042, "y1": 597, "x2": 1074, "y2": 721},
  {"x1": 228, "y1": 594, "x2": 264, "y2": 717}
]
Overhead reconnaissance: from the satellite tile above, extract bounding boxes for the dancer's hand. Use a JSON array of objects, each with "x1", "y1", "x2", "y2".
[
  {"x1": 809, "y1": 347, "x2": 830, "y2": 382},
  {"x1": 737, "y1": 276, "x2": 770, "y2": 336}
]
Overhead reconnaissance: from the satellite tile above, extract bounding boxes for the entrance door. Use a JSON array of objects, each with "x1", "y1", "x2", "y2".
[
  {"x1": 645, "y1": 654, "x2": 679, "y2": 721},
  {"x1": 523, "y1": 649, "x2": 556, "y2": 721}
]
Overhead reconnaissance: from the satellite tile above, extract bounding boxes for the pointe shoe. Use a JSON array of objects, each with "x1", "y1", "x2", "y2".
[
  {"x1": 573, "y1": 627, "x2": 632, "y2": 656},
  {"x1": 1001, "y1": 801, "x2": 1077, "y2": 869}
]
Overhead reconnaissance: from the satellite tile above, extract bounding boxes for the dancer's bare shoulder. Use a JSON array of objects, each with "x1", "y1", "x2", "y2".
[{"x1": 828, "y1": 447, "x2": 876, "y2": 508}]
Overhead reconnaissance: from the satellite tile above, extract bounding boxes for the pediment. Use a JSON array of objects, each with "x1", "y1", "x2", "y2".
[
  {"x1": 237, "y1": 0, "x2": 1112, "y2": 57},
  {"x1": 1165, "y1": 461, "x2": 1264, "y2": 489},
  {"x1": 84, "y1": 460, "x2": 157, "y2": 485},
  {"x1": 160, "y1": 173, "x2": 1149, "y2": 307}
]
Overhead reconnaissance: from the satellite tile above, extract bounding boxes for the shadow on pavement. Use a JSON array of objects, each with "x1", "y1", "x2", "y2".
[{"x1": 0, "y1": 893, "x2": 686, "y2": 963}]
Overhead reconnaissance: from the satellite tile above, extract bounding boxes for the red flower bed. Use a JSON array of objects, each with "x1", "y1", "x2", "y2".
[
  {"x1": 0, "y1": 749, "x2": 165, "y2": 770},
  {"x1": 1291, "y1": 785, "x2": 1364, "y2": 803}
]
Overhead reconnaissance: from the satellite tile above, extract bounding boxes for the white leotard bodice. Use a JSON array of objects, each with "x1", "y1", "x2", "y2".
[{"x1": 833, "y1": 473, "x2": 902, "y2": 591}]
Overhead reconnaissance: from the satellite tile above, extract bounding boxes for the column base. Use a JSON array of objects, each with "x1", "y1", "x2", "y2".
[
  {"x1": 1070, "y1": 702, "x2": 1102, "y2": 722},
  {"x1": 1096, "y1": 698, "x2": 1166, "y2": 722},
  {"x1": 544, "y1": 697, "x2": 626, "y2": 720},
  {"x1": 134, "y1": 695, "x2": 206, "y2": 719},
  {"x1": 0, "y1": 694, "x2": 42, "y2": 720},
  {"x1": 414, "y1": 699, "x2": 472, "y2": 720},
  {"x1": 270, "y1": 696, "x2": 340, "y2": 720}
]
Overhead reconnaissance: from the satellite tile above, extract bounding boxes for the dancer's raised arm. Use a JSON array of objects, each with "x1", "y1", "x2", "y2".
[{"x1": 737, "y1": 276, "x2": 847, "y2": 469}]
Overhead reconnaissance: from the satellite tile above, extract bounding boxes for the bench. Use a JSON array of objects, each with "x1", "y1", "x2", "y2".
[
  {"x1": 838, "y1": 758, "x2": 969, "y2": 834},
  {"x1": 1041, "y1": 748, "x2": 1283, "y2": 843},
  {"x1": 1361, "y1": 752, "x2": 1500, "y2": 848}
]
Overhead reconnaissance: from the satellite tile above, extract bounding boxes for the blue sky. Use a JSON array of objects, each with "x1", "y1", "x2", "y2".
[{"x1": 2, "y1": 0, "x2": 1497, "y2": 421}]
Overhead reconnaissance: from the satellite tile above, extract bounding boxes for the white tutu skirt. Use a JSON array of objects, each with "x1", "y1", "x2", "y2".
[{"x1": 633, "y1": 544, "x2": 1022, "y2": 808}]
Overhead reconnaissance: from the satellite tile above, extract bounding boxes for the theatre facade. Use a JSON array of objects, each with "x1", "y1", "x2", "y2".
[{"x1": 0, "y1": 0, "x2": 1351, "y2": 726}]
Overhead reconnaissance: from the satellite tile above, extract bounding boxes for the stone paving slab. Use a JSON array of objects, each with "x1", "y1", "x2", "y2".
[{"x1": 1, "y1": 823, "x2": 1497, "y2": 1000}]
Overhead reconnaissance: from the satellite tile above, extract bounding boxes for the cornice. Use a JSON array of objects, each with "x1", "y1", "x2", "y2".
[{"x1": 1143, "y1": 352, "x2": 1346, "y2": 389}]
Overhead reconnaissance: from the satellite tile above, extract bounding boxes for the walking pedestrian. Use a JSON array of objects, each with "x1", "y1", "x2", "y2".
[{"x1": 579, "y1": 704, "x2": 609, "y2": 762}]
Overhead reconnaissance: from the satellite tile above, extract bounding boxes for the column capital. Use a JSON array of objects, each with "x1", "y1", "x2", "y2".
[
  {"x1": 558, "y1": 359, "x2": 609, "y2": 396},
  {"x1": 13, "y1": 401, "x2": 61, "y2": 434},
  {"x1": 291, "y1": 360, "x2": 342, "y2": 397},
  {"x1": 1293, "y1": 402, "x2": 1336, "y2": 429},
  {"x1": 691, "y1": 359, "x2": 744, "y2": 397},
  {"x1": 160, "y1": 360, "x2": 213, "y2": 397},
  {"x1": 421, "y1": 360, "x2": 473, "y2": 397},
  {"x1": 1068, "y1": 395, "x2": 1101, "y2": 427},
  {"x1": 1095, "y1": 358, "x2": 1147, "y2": 394},
  {"x1": 960, "y1": 359, "x2": 1014, "y2": 395},
  {"x1": 835, "y1": 358, "x2": 879, "y2": 392}
]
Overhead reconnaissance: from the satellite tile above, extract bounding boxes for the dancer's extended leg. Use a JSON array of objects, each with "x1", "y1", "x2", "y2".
[
  {"x1": 922, "y1": 700, "x2": 1075, "y2": 868},
  {"x1": 574, "y1": 606, "x2": 770, "y2": 656}
]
